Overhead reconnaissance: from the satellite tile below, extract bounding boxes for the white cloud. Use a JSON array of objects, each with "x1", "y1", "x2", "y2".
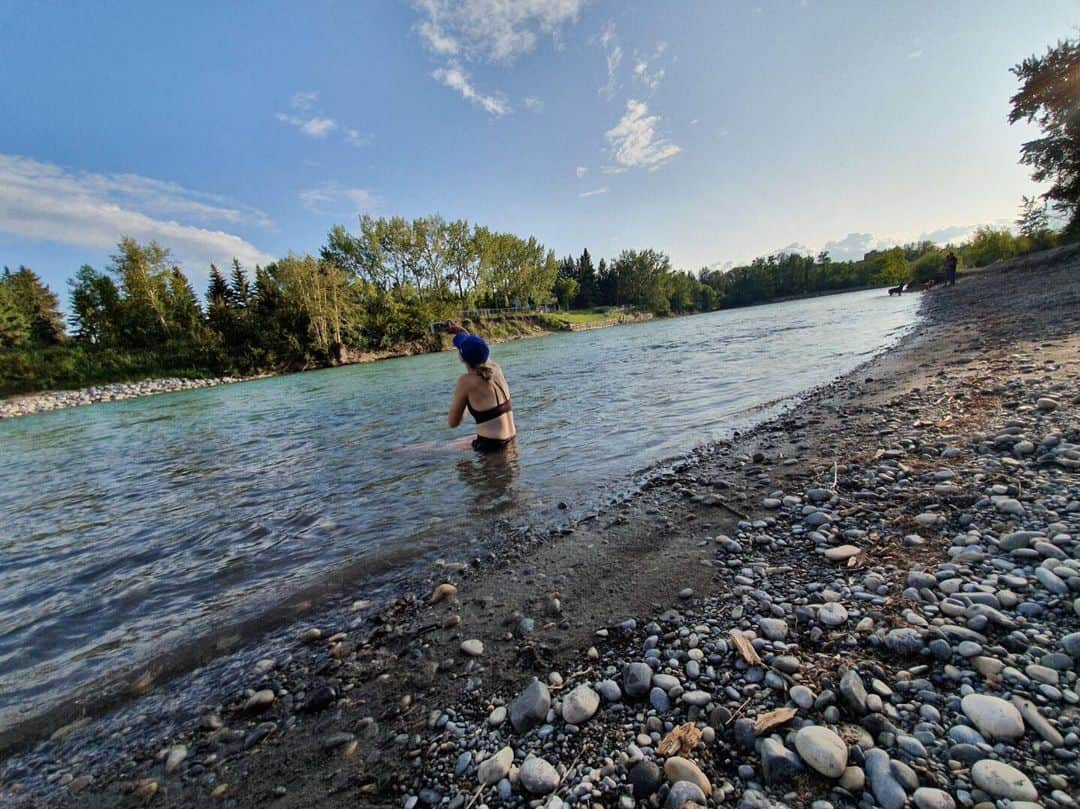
[
  {"x1": 0, "y1": 154, "x2": 275, "y2": 273},
  {"x1": 819, "y1": 232, "x2": 882, "y2": 261},
  {"x1": 689, "y1": 119, "x2": 699, "y2": 126},
  {"x1": 907, "y1": 49, "x2": 923, "y2": 60},
  {"x1": 605, "y1": 99, "x2": 682, "y2": 170},
  {"x1": 277, "y1": 94, "x2": 370, "y2": 147},
  {"x1": 432, "y1": 62, "x2": 510, "y2": 116},
  {"x1": 772, "y1": 242, "x2": 814, "y2": 256},
  {"x1": 579, "y1": 187, "x2": 608, "y2": 198},
  {"x1": 344, "y1": 128, "x2": 371, "y2": 148},
  {"x1": 414, "y1": 0, "x2": 584, "y2": 63},
  {"x1": 576, "y1": 165, "x2": 588, "y2": 178},
  {"x1": 523, "y1": 96, "x2": 544, "y2": 112},
  {"x1": 300, "y1": 182, "x2": 378, "y2": 216},
  {"x1": 632, "y1": 42, "x2": 668, "y2": 92},
  {"x1": 596, "y1": 20, "x2": 622, "y2": 99},
  {"x1": 290, "y1": 90, "x2": 319, "y2": 111},
  {"x1": 276, "y1": 112, "x2": 338, "y2": 139}
]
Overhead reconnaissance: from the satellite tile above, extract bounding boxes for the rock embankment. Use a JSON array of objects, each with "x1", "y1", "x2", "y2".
[{"x1": 0, "y1": 377, "x2": 242, "y2": 419}]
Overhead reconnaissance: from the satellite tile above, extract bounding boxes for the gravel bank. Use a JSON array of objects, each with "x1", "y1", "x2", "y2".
[
  {"x1": 3, "y1": 246, "x2": 1079, "y2": 809},
  {"x1": 0, "y1": 377, "x2": 245, "y2": 419}
]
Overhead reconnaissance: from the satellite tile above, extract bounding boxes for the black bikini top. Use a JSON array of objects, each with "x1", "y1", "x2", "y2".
[{"x1": 468, "y1": 379, "x2": 512, "y2": 424}]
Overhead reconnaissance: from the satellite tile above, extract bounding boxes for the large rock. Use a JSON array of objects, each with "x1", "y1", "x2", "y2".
[
  {"x1": 666, "y1": 781, "x2": 708, "y2": 809},
  {"x1": 971, "y1": 760, "x2": 1038, "y2": 801},
  {"x1": 561, "y1": 685, "x2": 600, "y2": 725},
  {"x1": 961, "y1": 694, "x2": 1024, "y2": 740},
  {"x1": 883, "y1": 628, "x2": 923, "y2": 655},
  {"x1": 758, "y1": 618, "x2": 788, "y2": 641},
  {"x1": 663, "y1": 757, "x2": 711, "y2": 796},
  {"x1": 818, "y1": 603, "x2": 848, "y2": 627},
  {"x1": 624, "y1": 662, "x2": 653, "y2": 697},
  {"x1": 629, "y1": 760, "x2": 662, "y2": 799},
  {"x1": 758, "y1": 736, "x2": 802, "y2": 785},
  {"x1": 913, "y1": 788, "x2": 956, "y2": 809},
  {"x1": 839, "y1": 670, "x2": 868, "y2": 715},
  {"x1": 864, "y1": 749, "x2": 907, "y2": 809},
  {"x1": 477, "y1": 747, "x2": 513, "y2": 785},
  {"x1": 794, "y1": 726, "x2": 847, "y2": 778},
  {"x1": 519, "y1": 756, "x2": 559, "y2": 794},
  {"x1": 511, "y1": 679, "x2": 551, "y2": 734}
]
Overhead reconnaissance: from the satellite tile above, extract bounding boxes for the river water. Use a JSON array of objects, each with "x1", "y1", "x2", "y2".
[{"x1": 0, "y1": 288, "x2": 919, "y2": 730}]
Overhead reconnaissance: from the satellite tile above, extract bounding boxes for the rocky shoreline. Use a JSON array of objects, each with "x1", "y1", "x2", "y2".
[
  {"x1": 0, "y1": 377, "x2": 246, "y2": 420},
  {"x1": 2, "y1": 248, "x2": 1079, "y2": 809}
]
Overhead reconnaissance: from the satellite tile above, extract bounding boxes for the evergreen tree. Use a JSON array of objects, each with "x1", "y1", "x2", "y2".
[
  {"x1": 68, "y1": 265, "x2": 120, "y2": 344},
  {"x1": 0, "y1": 281, "x2": 29, "y2": 348},
  {"x1": 575, "y1": 248, "x2": 596, "y2": 308},
  {"x1": 206, "y1": 264, "x2": 230, "y2": 308},
  {"x1": 228, "y1": 259, "x2": 250, "y2": 308},
  {"x1": 1009, "y1": 35, "x2": 1080, "y2": 233},
  {"x1": 2, "y1": 266, "x2": 64, "y2": 344},
  {"x1": 166, "y1": 268, "x2": 202, "y2": 337},
  {"x1": 1017, "y1": 195, "x2": 1051, "y2": 237}
]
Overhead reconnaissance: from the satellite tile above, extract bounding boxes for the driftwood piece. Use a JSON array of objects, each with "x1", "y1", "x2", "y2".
[
  {"x1": 729, "y1": 631, "x2": 763, "y2": 667},
  {"x1": 752, "y1": 707, "x2": 798, "y2": 735},
  {"x1": 656, "y1": 722, "x2": 703, "y2": 757}
]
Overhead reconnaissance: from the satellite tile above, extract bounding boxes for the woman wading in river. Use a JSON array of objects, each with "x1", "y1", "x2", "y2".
[{"x1": 446, "y1": 323, "x2": 517, "y2": 453}]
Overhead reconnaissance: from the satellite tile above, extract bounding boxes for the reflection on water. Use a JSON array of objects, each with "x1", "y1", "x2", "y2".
[
  {"x1": 0, "y1": 288, "x2": 919, "y2": 725},
  {"x1": 455, "y1": 441, "x2": 522, "y2": 509}
]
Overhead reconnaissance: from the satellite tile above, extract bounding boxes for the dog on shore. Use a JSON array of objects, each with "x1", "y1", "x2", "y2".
[{"x1": 888, "y1": 282, "x2": 906, "y2": 296}]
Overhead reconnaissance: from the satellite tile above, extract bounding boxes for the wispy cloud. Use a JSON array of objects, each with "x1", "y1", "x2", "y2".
[
  {"x1": 0, "y1": 154, "x2": 275, "y2": 274},
  {"x1": 596, "y1": 20, "x2": 622, "y2": 99},
  {"x1": 414, "y1": 0, "x2": 584, "y2": 63},
  {"x1": 576, "y1": 165, "x2": 588, "y2": 179},
  {"x1": 907, "y1": 49, "x2": 923, "y2": 60},
  {"x1": 290, "y1": 90, "x2": 320, "y2": 111},
  {"x1": 277, "y1": 113, "x2": 338, "y2": 138},
  {"x1": 632, "y1": 42, "x2": 668, "y2": 92},
  {"x1": 432, "y1": 62, "x2": 510, "y2": 116},
  {"x1": 605, "y1": 99, "x2": 681, "y2": 170},
  {"x1": 300, "y1": 182, "x2": 378, "y2": 216},
  {"x1": 276, "y1": 92, "x2": 370, "y2": 147},
  {"x1": 579, "y1": 187, "x2": 608, "y2": 198},
  {"x1": 523, "y1": 96, "x2": 544, "y2": 113}
]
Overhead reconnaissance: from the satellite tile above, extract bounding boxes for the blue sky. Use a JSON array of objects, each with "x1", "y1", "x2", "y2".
[{"x1": 1, "y1": 0, "x2": 1075, "y2": 298}]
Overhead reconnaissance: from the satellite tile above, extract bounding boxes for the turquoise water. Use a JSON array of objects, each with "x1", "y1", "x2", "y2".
[{"x1": 0, "y1": 288, "x2": 919, "y2": 726}]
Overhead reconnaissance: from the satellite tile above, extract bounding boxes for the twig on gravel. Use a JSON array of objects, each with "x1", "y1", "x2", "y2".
[
  {"x1": 725, "y1": 695, "x2": 754, "y2": 726},
  {"x1": 463, "y1": 785, "x2": 485, "y2": 809},
  {"x1": 715, "y1": 500, "x2": 749, "y2": 520}
]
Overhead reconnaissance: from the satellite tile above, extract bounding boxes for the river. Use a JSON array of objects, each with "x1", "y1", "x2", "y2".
[{"x1": 0, "y1": 288, "x2": 919, "y2": 731}]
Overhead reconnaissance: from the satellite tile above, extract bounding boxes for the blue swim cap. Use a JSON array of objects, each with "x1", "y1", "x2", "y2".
[{"x1": 453, "y1": 333, "x2": 490, "y2": 366}]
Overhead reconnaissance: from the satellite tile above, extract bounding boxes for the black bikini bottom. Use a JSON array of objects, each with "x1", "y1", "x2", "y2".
[{"x1": 471, "y1": 435, "x2": 516, "y2": 454}]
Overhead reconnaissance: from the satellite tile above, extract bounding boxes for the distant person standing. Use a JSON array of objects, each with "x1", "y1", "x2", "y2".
[{"x1": 943, "y1": 251, "x2": 958, "y2": 286}]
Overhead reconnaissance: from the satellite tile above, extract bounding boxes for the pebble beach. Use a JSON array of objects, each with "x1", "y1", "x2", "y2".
[{"x1": 3, "y1": 246, "x2": 1079, "y2": 809}]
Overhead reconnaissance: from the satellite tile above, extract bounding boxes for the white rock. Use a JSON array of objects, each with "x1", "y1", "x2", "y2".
[
  {"x1": 561, "y1": 685, "x2": 600, "y2": 725},
  {"x1": 478, "y1": 746, "x2": 513, "y2": 785},
  {"x1": 971, "y1": 759, "x2": 1038, "y2": 801},
  {"x1": 961, "y1": 694, "x2": 1024, "y2": 740},
  {"x1": 794, "y1": 726, "x2": 848, "y2": 778}
]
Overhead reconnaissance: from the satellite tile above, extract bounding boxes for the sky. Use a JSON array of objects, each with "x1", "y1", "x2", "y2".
[{"x1": 0, "y1": 0, "x2": 1076, "y2": 298}]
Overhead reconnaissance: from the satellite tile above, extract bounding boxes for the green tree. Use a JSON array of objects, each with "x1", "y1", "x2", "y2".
[
  {"x1": 575, "y1": 248, "x2": 597, "y2": 308},
  {"x1": 0, "y1": 282, "x2": 29, "y2": 348},
  {"x1": 1, "y1": 266, "x2": 64, "y2": 344},
  {"x1": 228, "y1": 259, "x2": 251, "y2": 308},
  {"x1": 1009, "y1": 35, "x2": 1080, "y2": 234},
  {"x1": 553, "y1": 275, "x2": 579, "y2": 309},
  {"x1": 68, "y1": 265, "x2": 121, "y2": 344}
]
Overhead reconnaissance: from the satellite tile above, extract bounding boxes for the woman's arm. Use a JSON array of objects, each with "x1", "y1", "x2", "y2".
[{"x1": 448, "y1": 375, "x2": 469, "y2": 428}]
